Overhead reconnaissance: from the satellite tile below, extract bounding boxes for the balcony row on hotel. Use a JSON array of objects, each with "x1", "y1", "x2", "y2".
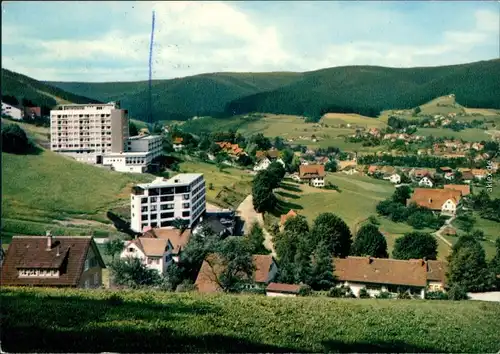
[{"x1": 49, "y1": 102, "x2": 162, "y2": 173}]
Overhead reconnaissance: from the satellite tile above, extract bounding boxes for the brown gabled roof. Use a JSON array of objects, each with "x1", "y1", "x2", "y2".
[
  {"x1": 267, "y1": 149, "x2": 280, "y2": 159},
  {"x1": 471, "y1": 169, "x2": 488, "y2": 177},
  {"x1": 131, "y1": 238, "x2": 168, "y2": 257},
  {"x1": 255, "y1": 150, "x2": 266, "y2": 159},
  {"x1": 444, "y1": 184, "x2": 470, "y2": 196},
  {"x1": 461, "y1": 171, "x2": 474, "y2": 180},
  {"x1": 338, "y1": 160, "x2": 357, "y2": 171},
  {"x1": 408, "y1": 188, "x2": 461, "y2": 210},
  {"x1": 333, "y1": 257, "x2": 428, "y2": 287},
  {"x1": 195, "y1": 254, "x2": 275, "y2": 293},
  {"x1": 368, "y1": 165, "x2": 379, "y2": 174},
  {"x1": 425, "y1": 260, "x2": 447, "y2": 286},
  {"x1": 299, "y1": 164, "x2": 325, "y2": 179},
  {"x1": 1, "y1": 236, "x2": 104, "y2": 287},
  {"x1": 173, "y1": 137, "x2": 183, "y2": 144},
  {"x1": 440, "y1": 167, "x2": 453, "y2": 172},
  {"x1": 280, "y1": 209, "x2": 297, "y2": 226},
  {"x1": 266, "y1": 282, "x2": 301, "y2": 294},
  {"x1": 142, "y1": 228, "x2": 192, "y2": 255}
]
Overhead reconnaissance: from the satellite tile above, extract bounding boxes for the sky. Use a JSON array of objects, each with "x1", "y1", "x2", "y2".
[{"x1": 2, "y1": 1, "x2": 499, "y2": 82}]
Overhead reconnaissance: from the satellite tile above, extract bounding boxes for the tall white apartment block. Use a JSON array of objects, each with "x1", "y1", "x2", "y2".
[
  {"x1": 130, "y1": 174, "x2": 206, "y2": 233},
  {"x1": 50, "y1": 102, "x2": 128, "y2": 164}
]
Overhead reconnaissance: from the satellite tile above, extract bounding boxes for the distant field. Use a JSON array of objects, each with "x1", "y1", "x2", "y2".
[
  {"x1": 179, "y1": 160, "x2": 253, "y2": 209},
  {"x1": 3, "y1": 287, "x2": 500, "y2": 353},
  {"x1": 417, "y1": 127, "x2": 490, "y2": 141},
  {"x1": 418, "y1": 96, "x2": 465, "y2": 116},
  {"x1": 463, "y1": 108, "x2": 500, "y2": 116}
]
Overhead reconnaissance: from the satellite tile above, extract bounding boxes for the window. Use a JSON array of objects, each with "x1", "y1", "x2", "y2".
[
  {"x1": 150, "y1": 197, "x2": 157, "y2": 203},
  {"x1": 141, "y1": 198, "x2": 148, "y2": 204},
  {"x1": 141, "y1": 214, "x2": 148, "y2": 220},
  {"x1": 182, "y1": 203, "x2": 190, "y2": 209},
  {"x1": 151, "y1": 222, "x2": 158, "y2": 227},
  {"x1": 141, "y1": 206, "x2": 148, "y2": 212},
  {"x1": 147, "y1": 258, "x2": 152, "y2": 265},
  {"x1": 84, "y1": 259, "x2": 89, "y2": 271},
  {"x1": 84, "y1": 279, "x2": 90, "y2": 289},
  {"x1": 94, "y1": 273, "x2": 99, "y2": 285},
  {"x1": 150, "y1": 213, "x2": 157, "y2": 220},
  {"x1": 183, "y1": 194, "x2": 190, "y2": 200},
  {"x1": 151, "y1": 205, "x2": 157, "y2": 212},
  {"x1": 182, "y1": 211, "x2": 190, "y2": 217},
  {"x1": 160, "y1": 195, "x2": 174, "y2": 202},
  {"x1": 161, "y1": 212, "x2": 174, "y2": 219},
  {"x1": 128, "y1": 247, "x2": 135, "y2": 252}
]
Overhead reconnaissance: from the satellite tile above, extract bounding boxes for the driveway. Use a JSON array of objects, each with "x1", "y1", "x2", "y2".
[
  {"x1": 236, "y1": 195, "x2": 276, "y2": 256},
  {"x1": 433, "y1": 216, "x2": 455, "y2": 247}
]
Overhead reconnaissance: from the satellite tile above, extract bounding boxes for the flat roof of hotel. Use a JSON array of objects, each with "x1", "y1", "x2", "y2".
[
  {"x1": 128, "y1": 135, "x2": 162, "y2": 141},
  {"x1": 136, "y1": 173, "x2": 203, "y2": 189}
]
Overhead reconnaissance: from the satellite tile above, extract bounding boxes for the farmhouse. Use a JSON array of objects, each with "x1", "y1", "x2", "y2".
[
  {"x1": 1, "y1": 233, "x2": 105, "y2": 288},
  {"x1": 266, "y1": 282, "x2": 301, "y2": 297},
  {"x1": 338, "y1": 160, "x2": 357, "y2": 172},
  {"x1": 408, "y1": 188, "x2": 462, "y2": 216},
  {"x1": 216, "y1": 142, "x2": 245, "y2": 157},
  {"x1": 195, "y1": 254, "x2": 278, "y2": 293},
  {"x1": 384, "y1": 173, "x2": 401, "y2": 184},
  {"x1": 333, "y1": 257, "x2": 447, "y2": 298},
  {"x1": 253, "y1": 157, "x2": 272, "y2": 171},
  {"x1": 471, "y1": 169, "x2": 488, "y2": 180},
  {"x1": 299, "y1": 164, "x2": 325, "y2": 187}
]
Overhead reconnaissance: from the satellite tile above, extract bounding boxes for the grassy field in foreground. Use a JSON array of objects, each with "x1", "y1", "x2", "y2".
[
  {"x1": 272, "y1": 174, "x2": 450, "y2": 260},
  {"x1": 2, "y1": 287, "x2": 500, "y2": 353},
  {"x1": 1, "y1": 149, "x2": 153, "y2": 243}
]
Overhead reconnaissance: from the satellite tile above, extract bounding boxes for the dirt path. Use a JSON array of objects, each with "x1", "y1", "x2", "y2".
[
  {"x1": 236, "y1": 195, "x2": 276, "y2": 257},
  {"x1": 433, "y1": 216, "x2": 454, "y2": 247}
]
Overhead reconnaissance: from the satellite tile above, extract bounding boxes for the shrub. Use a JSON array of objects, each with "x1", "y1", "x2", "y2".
[
  {"x1": 397, "y1": 291, "x2": 412, "y2": 299},
  {"x1": 425, "y1": 291, "x2": 449, "y2": 300},
  {"x1": 2, "y1": 123, "x2": 33, "y2": 154},
  {"x1": 375, "y1": 291, "x2": 392, "y2": 299},
  {"x1": 358, "y1": 287, "x2": 370, "y2": 298},
  {"x1": 327, "y1": 285, "x2": 354, "y2": 298},
  {"x1": 298, "y1": 284, "x2": 312, "y2": 297},
  {"x1": 447, "y1": 284, "x2": 469, "y2": 301}
]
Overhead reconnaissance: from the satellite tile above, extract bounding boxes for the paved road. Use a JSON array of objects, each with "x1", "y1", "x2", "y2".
[
  {"x1": 236, "y1": 195, "x2": 276, "y2": 257},
  {"x1": 433, "y1": 216, "x2": 455, "y2": 247}
]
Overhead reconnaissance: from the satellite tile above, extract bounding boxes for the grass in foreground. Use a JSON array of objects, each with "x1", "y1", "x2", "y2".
[{"x1": 2, "y1": 287, "x2": 499, "y2": 353}]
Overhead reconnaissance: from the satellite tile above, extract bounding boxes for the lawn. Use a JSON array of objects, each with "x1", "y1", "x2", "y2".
[
  {"x1": 1, "y1": 149, "x2": 153, "y2": 243},
  {"x1": 178, "y1": 160, "x2": 253, "y2": 209},
  {"x1": 273, "y1": 173, "x2": 451, "y2": 260},
  {"x1": 2, "y1": 287, "x2": 499, "y2": 353}
]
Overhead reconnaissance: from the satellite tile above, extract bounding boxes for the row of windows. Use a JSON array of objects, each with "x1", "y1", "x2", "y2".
[
  {"x1": 141, "y1": 193, "x2": 190, "y2": 203},
  {"x1": 140, "y1": 210, "x2": 190, "y2": 221},
  {"x1": 53, "y1": 144, "x2": 111, "y2": 148},
  {"x1": 18, "y1": 269, "x2": 59, "y2": 277},
  {"x1": 52, "y1": 113, "x2": 111, "y2": 118},
  {"x1": 141, "y1": 216, "x2": 190, "y2": 229},
  {"x1": 83, "y1": 273, "x2": 100, "y2": 288}
]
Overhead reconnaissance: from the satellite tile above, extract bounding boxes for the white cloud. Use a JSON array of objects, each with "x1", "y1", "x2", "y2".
[{"x1": 1, "y1": 2, "x2": 498, "y2": 81}]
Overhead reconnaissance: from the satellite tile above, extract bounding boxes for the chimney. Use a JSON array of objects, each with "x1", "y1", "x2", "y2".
[{"x1": 46, "y1": 231, "x2": 53, "y2": 250}]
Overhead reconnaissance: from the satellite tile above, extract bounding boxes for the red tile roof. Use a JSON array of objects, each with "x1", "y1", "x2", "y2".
[
  {"x1": 266, "y1": 282, "x2": 301, "y2": 294},
  {"x1": 444, "y1": 184, "x2": 470, "y2": 196},
  {"x1": 142, "y1": 228, "x2": 192, "y2": 255},
  {"x1": 195, "y1": 254, "x2": 275, "y2": 293},
  {"x1": 408, "y1": 188, "x2": 461, "y2": 211},
  {"x1": 1, "y1": 236, "x2": 105, "y2": 287},
  {"x1": 280, "y1": 209, "x2": 297, "y2": 226},
  {"x1": 334, "y1": 257, "x2": 428, "y2": 287},
  {"x1": 299, "y1": 164, "x2": 325, "y2": 179},
  {"x1": 173, "y1": 137, "x2": 184, "y2": 144}
]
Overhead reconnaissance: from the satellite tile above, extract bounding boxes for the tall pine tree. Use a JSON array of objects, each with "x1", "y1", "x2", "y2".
[{"x1": 310, "y1": 240, "x2": 337, "y2": 290}]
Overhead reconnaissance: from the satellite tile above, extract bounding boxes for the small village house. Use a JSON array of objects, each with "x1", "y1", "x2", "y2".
[
  {"x1": 1, "y1": 102, "x2": 23, "y2": 120},
  {"x1": 195, "y1": 254, "x2": 278, "y2": 293},
  {"x1": 418, "y1": 176, "x2": 434, "y2": 188},
  {"x1": 408, "y1": 188, "x2": 462, "y2": 216},
  {"x1": 120, "y1": 237, "x2": 170, "y2": 275},
  {"x1": 254, "y1": 149, "x2": 285, "y2": 171},
  {"x1": 385, "y1": 173, "x2": 401, "y2": 184},
  {"x1": 471, "y1": 169, "x2": 488, "y2": 180},
  {"x1": 141, "y1": 228, "x2": 192, "y2": 263},
  {"x1": 333, "y1": 257, "x2": 447, "y2": 298},
  {"x1": 1, "y1": 233, "x2": 105, "y2": 288},
  {"x1": 24, "y1": 106, "x2": 42, "y2": 118},
  {"x1": 172, "y1": 137, "x2": 184, "y2": 151},
  {"x1": 299, "y1": 164, "x2": 325, "y2": 187},
  {"x1": 280, "y1": 209, "x2": 298, "y2": 231},
  {"x1": 266, "y1": 282, "x2": 301, "y2": 297}
]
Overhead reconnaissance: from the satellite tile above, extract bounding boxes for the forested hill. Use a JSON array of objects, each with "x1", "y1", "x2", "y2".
[
  {"x1": 1, "y1": 69, "x2": 101, "y2": 113},
  {"x1": 225, "y1": 59, "x2": 500, "y2": 118},
  {"x1": 6, "y1": 59, "x2": 499, "y2": 122},
  {"x1": 46, "y1": 72, "x2": 303, "y2": 121}
]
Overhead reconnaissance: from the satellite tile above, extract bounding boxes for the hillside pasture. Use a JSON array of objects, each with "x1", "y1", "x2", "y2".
[
  {"x1": 417, "y1": 127, "x2": 490, "y2": 141},
  {"x1": 418, "y1": 95, "x2": 465, "y2": 116},
  {"x1": 273, "y1": 173, "x2": 451, "y2": 260},
  {"x1": 2, "y1": 287, "x2": 500, "y2": 353}
]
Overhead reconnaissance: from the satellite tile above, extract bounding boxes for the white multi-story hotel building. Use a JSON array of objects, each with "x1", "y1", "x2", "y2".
[
  {"x1": 50, "y1": 102, "x2": 128, "y2": 164},
  {"x1": 130, "y1": 174, "x2": 206, "y2": 233},
  {"x1": 103, "y1": 135, "x2": 163, "y2": 173}
]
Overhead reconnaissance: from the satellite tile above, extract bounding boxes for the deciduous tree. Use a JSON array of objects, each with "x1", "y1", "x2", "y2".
[
  {"x1": 310, "y1": 213, "x2": 352, "y2": 257},
  {"x1": 351, "y1": 224, "x2": 388, "y2": 258},
  {"x1": 392, "y1": 232, "x2": 437, "y2": 260}
]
